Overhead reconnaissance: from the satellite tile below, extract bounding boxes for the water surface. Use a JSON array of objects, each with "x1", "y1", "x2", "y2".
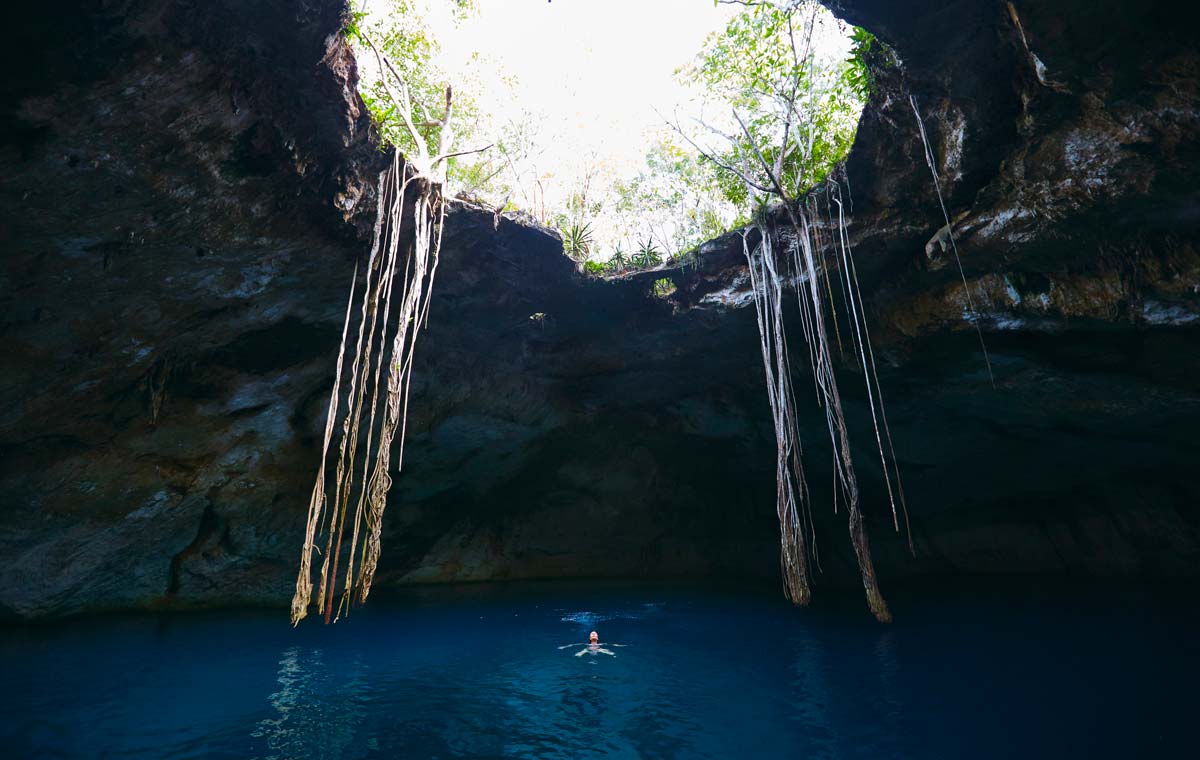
[{"x1": 2, "y1": 580, "x2": 1195, "y2": 758}]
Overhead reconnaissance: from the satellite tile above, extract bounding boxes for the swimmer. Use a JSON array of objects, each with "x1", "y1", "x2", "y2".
[{"x1": 558, "y1": 630, "x2": 618, "y2": 657}]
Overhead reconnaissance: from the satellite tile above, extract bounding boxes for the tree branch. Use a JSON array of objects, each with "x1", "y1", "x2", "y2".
[
  {"x1": 435, "y1": 143, "x2": 494, "y2": 162},
  {"x1": 732, "y1": 108, "x2": 791, "y2": 202},
  {"x1": 661, "y1": 111, "x2": 774, "y2": 195},
  {"x1": 359, "y1": 32, "x2": 430, "y2": 168}
]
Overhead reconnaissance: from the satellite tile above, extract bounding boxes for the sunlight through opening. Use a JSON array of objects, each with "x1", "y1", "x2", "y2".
[{"x1": 351, "y1": 0, "x2": 872, "y2": 270}]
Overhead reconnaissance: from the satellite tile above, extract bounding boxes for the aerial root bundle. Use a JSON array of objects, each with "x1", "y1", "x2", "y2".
[
  {"x1": 288, "y1": 28, "x2": 491, "y2": 625},
  {"x1": 289, "y1": 153, "x2": 445, "y2": 626},
  {"x1": 744, "y1": 223, "x2": 814, "y2": 605},
  {"x1": 745, "y1": 188, "x2": 911, "y2": 623}
]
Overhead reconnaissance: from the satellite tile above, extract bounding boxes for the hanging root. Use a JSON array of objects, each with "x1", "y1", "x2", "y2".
[
  {"x1": 744, "y1": 226, "x2": 812, "y2": 606},
  {"x1": 287, "y1": 31, "x2": 473, "y2": 625},
  {"x1": 357, "y1": 184, "x2": 446, "y2": 602},
  {"x1": 289, "y1": 153, "x2": 445, "y2": 625},
  {"x1": 746, "y1": 199, "x2": 897, "y2": 623},
  {"x1": 909, "y1": 94, "x2": 995, "y2": 387},
  {"x1": 828, "y1": 184, "x2": 913, "y2": 555}
]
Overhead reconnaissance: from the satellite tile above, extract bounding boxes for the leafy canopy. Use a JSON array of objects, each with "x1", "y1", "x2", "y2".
[
  {"x1": 346, "y1": 0, "x2": 876, "y2": 272},
  {"x1": 676, "y1": 0, "x2": 871, "y2": 208}
]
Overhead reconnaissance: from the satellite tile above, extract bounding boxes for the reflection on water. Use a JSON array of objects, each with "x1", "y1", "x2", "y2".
[
  {"x1": 787, "y1": 623, "x2": 837, "y2": 757},
  {"x1": 1, "y1": 581, "x2": 1195, "y2": 759},
  {"x1": 253, "y1": 647, "x2": 368, "y2": 760},
  {"x1": 559, "y1": 602, "x2": 664, "y2": 627},
  {"x1": 871, "y1": 631, "x2": 902, "y2": 733}
]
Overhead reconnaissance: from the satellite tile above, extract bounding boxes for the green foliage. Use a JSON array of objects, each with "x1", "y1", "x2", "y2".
[
  {"x1": 453, "y1": 110, "x2": 541, "y2": 201},
  {"x1": 582, "y1": 260, "x2": 606, "y2": 276},
  {"x1": 344, "y1": 9, "x2": 369, "y2": 42},
  {"x1": 844, "y1": 26, "x2": 877, "y2": 101},
  {"x1": 606, "y1": 244, "x2": 629, "y2": 273},
  {"x1": 632, "y1": 238, "x2": 662, "y2": 269},
  {"x1": 348, "y1": 1, "x2": 484, "y2": 183},
  {"x1": 562, "y1": 221, "x2": 594, "y2": 261},
  {"x1": 680, "y1": 0, "x2": 869, "y2": 207},
  {"x1": 610, "y1": 137, "x2": 736, "y2": 263},
  {"x1": 651, "y1": 277, "x2": 675, "y2": 297},
  {"x1": 449, "y1": 0, "x2": 480, "y2": 21},
  {"x1": 668, "y1": 249, "x2": 698, "y2": 273},
  {"x1": 347, "y1": 0, "x2": 872, "y2": 262}
]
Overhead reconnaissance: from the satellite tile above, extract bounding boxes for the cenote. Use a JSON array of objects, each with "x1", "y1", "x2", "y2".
[
  {"x1": 4, "y1": 0, "x2": 1200, "y2": 757},
  {"x1": 4, "y1": 581, "x2": 1197, "y2": 758}
]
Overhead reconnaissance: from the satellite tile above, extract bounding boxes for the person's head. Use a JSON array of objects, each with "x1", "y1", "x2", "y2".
[{"x1": 589, "y1": 631, "x2": 599, "y2": 644}]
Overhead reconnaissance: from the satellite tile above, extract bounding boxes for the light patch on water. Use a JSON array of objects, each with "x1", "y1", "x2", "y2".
[
  {"x1": 990, "y1": 315, "x2": 1031, "y2": 331},
  {"x1": 560, "y1": 602, "x2": 664, "y2": 627},
  {"x1": 984, "y1": 314, "x2": 1064, "y2": 332},
  {"x1": 560, "y1": 611, "x2": 612, "y2": 626},
  {"x1": 253, "y1": 647, "x2": 368, "y2": 760}
]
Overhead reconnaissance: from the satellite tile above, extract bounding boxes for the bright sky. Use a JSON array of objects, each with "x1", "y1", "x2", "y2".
[
  {"x1": 359, "y1": 0, "x2": 856, "y2": 252},
  {"x1": 361, "y1": 1, "x2": 736, "y2": 205},
  {"x1": 438, "y1": 0, "x2": 738, "y2": 175}
]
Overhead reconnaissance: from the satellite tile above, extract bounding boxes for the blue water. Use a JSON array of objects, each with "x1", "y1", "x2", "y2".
[{"x1": 2, "y1": 580, "x2": 1195, "y2": 759}]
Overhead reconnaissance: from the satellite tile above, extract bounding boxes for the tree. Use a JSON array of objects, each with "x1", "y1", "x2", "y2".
[
  {"x1": 673, "y1": 0, "x2": 867, "y2": 208},
  {"x1": 292, "y1": 1, "x2": 495, "y2": 627},
  {"x1": 610, "y1": 137, "x2": 737, "y2": 264},
  {"x1": 349, "y1": 1, "x2": 498, "y2": 191},
  {"x1": 668, "y1": 0, "x2": 902, "y2": 622}
]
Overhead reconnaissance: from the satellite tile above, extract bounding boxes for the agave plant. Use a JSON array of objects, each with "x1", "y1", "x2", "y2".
[
  {"x1": 632, "y1": 237, "x2": 662, "y2": 269},
  {"x1": 606, "y1": 243, "x2": 629, "y2": 273},
  {"x1": 562, "y1": 221, "x2": 594, "y2": 261}
]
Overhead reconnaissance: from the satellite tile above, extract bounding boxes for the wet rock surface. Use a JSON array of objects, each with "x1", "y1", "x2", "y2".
[{"x1": 1, "y1": 0, "x2": 1197, "y2": 618}]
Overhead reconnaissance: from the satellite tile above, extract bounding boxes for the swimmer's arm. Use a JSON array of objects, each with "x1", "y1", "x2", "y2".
[
  {"x1": 558, "y1": 643, "x2": 585, "y2": 650},
  {"x1": 598, "y1": 648, "x2": 616, "y2": 656},
  {"x1": 575, "y1": 648, "x2": 588, "y2": 657}
]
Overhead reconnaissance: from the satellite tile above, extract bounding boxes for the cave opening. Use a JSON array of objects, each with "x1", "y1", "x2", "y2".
[
  {"x1": 6, "y1": 0, "x2": 1200, "y2": 753},
  {"x1": 306, "y1": 0, "x2": 913, "y2": 623},
  {"x1": 350, "y1": 0, "x2": 874, "y2": 273}
]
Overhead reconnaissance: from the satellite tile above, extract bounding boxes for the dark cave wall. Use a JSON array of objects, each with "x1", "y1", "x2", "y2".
[
  {"x1": 0, "y1": 0, "x2": 386, "y2": 617},
  {"x1": 819, "y1": 0, "x2": 1200, "y2": 579},
  {"x1": 0, "y1": 0, "x2": 1197, "y2": 619}
]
